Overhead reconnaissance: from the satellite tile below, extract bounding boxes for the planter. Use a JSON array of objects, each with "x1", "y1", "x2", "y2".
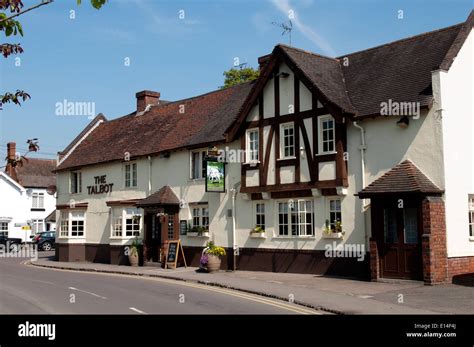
[
  {"x1": 206, "y1": 254, "x2": 221, "y2": 273},
  {"x1": 249, "y1": 232, "x2": 266, "y2": 239},
  {"x1": 128, "y1": 253, "x2": 139, "y2": 266},
  {"x1": 187, "y1": 232, "x2": 198, "y2": 237},
  {"x1": 322, "y1": 232, "x2": 343, "y2": 239},
  {"x1": 187, "y1": 232, "x2": 209, "y2": 238}
]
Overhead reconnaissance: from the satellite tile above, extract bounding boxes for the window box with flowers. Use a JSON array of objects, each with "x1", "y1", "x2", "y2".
[
  {"x1": 187, "y1": 224, "x2": 209, "y2": 238},
  {"x1": 249, "y1": 226, "x2": 266, "y2": 239},
  {"x1": 322, "y1": 219, "x2": 344, "y2": 239},
  {"x1": 199, "y1": 241, "x2": 226, "y2": 273}
]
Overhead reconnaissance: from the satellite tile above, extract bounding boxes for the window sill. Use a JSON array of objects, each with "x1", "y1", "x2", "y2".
[
  {"x1": 322, "y1": 232, "x2": 344, "y2": 239},
  {"x1": 186, "y1": 232, "x2": 209, "y2": 238},
  {"x1": 272, "y1": 236, "x2": 316, "y2": 240},
  {"x1": 249, "y1": 232, "x2": 266, "y2": 239},
  {"x1": 315, "y1": 151, "x2": 337, "y2": 157},
  {"x1": 31, "y1": 208, "x2": 46, "y2": 212},
  {"x1": 469, "y1": 236, "x2": 474, "y2": 242},
  {"x1": 277, "y1": 157, "x2": 296, "y2": 161},
  {"x1": 243, "y1": 161, "x2": 260, "y2": 167}
]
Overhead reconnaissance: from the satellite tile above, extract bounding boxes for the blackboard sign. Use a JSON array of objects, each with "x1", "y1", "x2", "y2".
[
  {"x1": 179, "y1": 220, "x2": 187, "y2": 236},
  {"x1": 165, "y1": 240, "x2": 187, "y2": 269}
]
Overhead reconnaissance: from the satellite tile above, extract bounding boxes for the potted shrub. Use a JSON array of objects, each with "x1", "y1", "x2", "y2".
[
  {"x1": 323, "y1": 219, "x2": 344, "y2": 239},
  {"x1": 203, "y1": 241, "x2": 226, "y2": 273},
  {"x1": 197, "y1": 226, "x2": 209, "y2": 237},
  {"x1": 249, "y1": 226, "x2": 266, "y2": 238},
  {"x1": 128, "y1": 237, "x2": 141, "y2": 266},
  {"x1": 187, "y1": 225, "x2": 199, "y2": 237}
]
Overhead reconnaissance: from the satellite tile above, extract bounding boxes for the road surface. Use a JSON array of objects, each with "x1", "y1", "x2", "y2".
[{"x1": 0, "y1": 252, "x2": 321, "y2": 314}]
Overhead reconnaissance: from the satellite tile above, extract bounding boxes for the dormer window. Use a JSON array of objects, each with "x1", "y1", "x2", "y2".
[{"x1": 246, "y1": 128, "x2": 259, "y2": 163}]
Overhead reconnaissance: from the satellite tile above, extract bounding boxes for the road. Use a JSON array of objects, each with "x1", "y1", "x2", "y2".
[{"x1": 0, "y1": 252, "x2": 321, "y2": 314}]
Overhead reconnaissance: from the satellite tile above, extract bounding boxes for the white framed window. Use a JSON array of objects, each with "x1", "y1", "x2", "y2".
[
  {"x1": 125, "y1": 162, "x2": 137, "y2": 188},
  {"x1": 190, "y1": 150, "x2": 207, "y2": 179},
  {"x1": 328, "y1": 199, "x2": 342, "y2": 230},
  {"x1": 280, "y1": 122, "x2": 295, "y2": 158},
  {"x1": 246, "y1": 128, "x2": 259, "y2": 163},
  {"x1": 58, "y1": 210, "x2": 86, "y2": 238},
  {"x1": 318, "y1": 115, "x2": 335, "y2": 154},
  {"x1": 191, "y1": 205, "x2": 209, "y2": 229},
  {"x1": 59, "y1": 211, "x2": 69, "y2": 238},
  {"x1": 0, "y1": 221, "x2": 8, "y2": 237},
  {"x1": 70, "y1": 171, "x2": 82, "y2": 194},
  {"x1": 110, "y1": 208, "x2": 142, "y2": 238},
  {"x1": 255, "y1": 203, "x2": 265, "y2": 230},
  {"x1": 278, "y1": 200, "x2": 314, "y2": 236},
  {"x1": 32, "y1": 192, "x2": 45, "y2": 209},
  {"x1": 469, "y1": 195, "x2": 474, "y2": 237},
  {"x1": 31, "y1": 219, "x2": 44, "y2": 234}
]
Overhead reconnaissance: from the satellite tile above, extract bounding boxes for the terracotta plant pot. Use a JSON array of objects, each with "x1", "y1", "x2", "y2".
[
  {"x1": 129, "y1": 252, "x2": 139, "y2": 267},
  {"x1": 206, "y1": 254, "x2": 221, "y2": 273}
]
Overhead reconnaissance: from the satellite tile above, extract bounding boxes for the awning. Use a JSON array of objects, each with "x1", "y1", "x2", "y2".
[
  {"x1": 136, "y1": 185, "x2": 180, "y2": 207},
  {"x1": 357, "y1": 160, "x2": 443, "y2": 198}
]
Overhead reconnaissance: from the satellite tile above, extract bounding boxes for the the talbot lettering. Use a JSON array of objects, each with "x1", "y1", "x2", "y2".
[{"x1": 87, "y1": 175, "x2": 114, "y2": 195}]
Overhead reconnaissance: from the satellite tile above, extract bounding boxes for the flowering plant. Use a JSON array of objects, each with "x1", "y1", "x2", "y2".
[
  {"x1": 200, "y1": 254, "x2": 209, "y2": 267},
  {"x1": 205, "y1": 241, "x2": 226, "y2": 257}
]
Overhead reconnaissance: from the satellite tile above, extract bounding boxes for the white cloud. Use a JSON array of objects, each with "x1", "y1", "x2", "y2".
[{"x1": 270, "y1": 0, "x2": 336, "y2": 56}]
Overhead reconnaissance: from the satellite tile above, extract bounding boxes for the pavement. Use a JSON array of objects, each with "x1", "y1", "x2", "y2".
[{"x1": 29, "y1": 253, "x2": 474, "y2": 314}]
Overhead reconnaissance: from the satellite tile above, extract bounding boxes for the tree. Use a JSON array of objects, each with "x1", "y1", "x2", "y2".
[
  {"x1": 221, "y1": 66, "x2": 259, "y2": 89},
  {"x1": 0, "y1": 0, "x2": 107, "y2": 110}
]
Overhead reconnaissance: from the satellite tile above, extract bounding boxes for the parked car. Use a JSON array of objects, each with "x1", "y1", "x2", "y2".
[
  {"x1": 32, "y1": 232, "x2": 56, "y2": 251},
  {"x1": 0, "y1": 234, "x2": 23, "y2": 252}
]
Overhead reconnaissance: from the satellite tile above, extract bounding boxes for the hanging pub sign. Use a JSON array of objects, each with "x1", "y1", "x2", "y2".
[{"x1": 206, "y1": 160, "x2": 225, "y2": 193}]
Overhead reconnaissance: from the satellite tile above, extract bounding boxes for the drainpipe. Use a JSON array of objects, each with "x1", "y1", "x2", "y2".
[
  {"x1": 148, "y1": 156, "x2": 152, "y2": 195},
  {"x1": 353, "y1": 121, "x2": 368, "y2": 246},
  {"x1": 230, "y1": 182, "x2": 240, "y2": 272}
]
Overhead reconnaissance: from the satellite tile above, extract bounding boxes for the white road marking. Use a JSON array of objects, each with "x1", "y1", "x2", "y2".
[
  {"x1": 68, "y1": 287, "x2": 107, "y2": 299},
  {"x1": 129, "y1": 307, "x2": 147, "y2": 314}
]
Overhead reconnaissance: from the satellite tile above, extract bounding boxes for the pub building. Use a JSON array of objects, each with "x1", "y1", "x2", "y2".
[{"x1": 54, "y1": 12, "x2": 474, "y2": 283}]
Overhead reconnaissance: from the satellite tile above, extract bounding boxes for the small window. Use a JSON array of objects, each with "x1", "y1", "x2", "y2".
[
  {"x1": 31, "y1": 219, "x2": 44, "y2": 234},
  {"x1": 70, "y1": 211, "x2": 85, "y2": 237},
  {"x1": 125, "y1": 163, "x2": 137, "y2": 188},
  {"x1": 190, "y1": 151, "x2": 207, "y2": 179},
  {"x1": 168, "y1": 216, "x2": 174, "y2": 240},
  {"x1": 246, "y1": 129, "x2": 259, "y2": 163},
  {"x1": 328, "y1": 199, "x2": 342, "y2": 230},
  {"x1": 111, "y1": 210, "x2": 123, "y2": 238},
  {"x1": 0, "y1": 221, "x2": 8, "y2": 237},
  {"x1": 191, "y1": 205, "x2": 209, "y2": 229},
  {"x1": 318, "y1": 116, "x2": 335, "y2": 154},
  {"x1": 469, "y1": 195, "x2": 474, "y2": 237},
  {"x1": 59, "y1": 211, "x2": 69, "y2": 238},
  {"x1": 70, "y1": 171, "x2": 82, "y2": 194},
  {"x1": 280, "y1": 123, "x2": 295, "y2": 158},
  {"x1": 255, "y1": 203, "x2": 265, "y2": 230},
  {"x1": 32, "y1": 192, "x2": 45, "y2": 209}
]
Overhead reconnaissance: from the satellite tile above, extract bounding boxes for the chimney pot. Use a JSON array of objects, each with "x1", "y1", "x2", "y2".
[{"x1": 136, "y1": 90, "x2": 160, "y2": 113}]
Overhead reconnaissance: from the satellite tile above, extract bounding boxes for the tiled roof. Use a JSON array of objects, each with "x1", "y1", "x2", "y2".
[
  {"x1": 279, "y1": 45, "x2": 357, "y2": 114},
  {"x1": 358, "y1": 160, "x2": 443, "y2": 197},
  {"x1": 136, "y1": 186, "x2": 180, "y2": 206},
  {"x1": 15, "y1": 158, "x2": 56, "y2": 188},
  {"x1": 339, "y1": 23, "x2": 464, "y2": 117},
  {"x1": 56, "y1": 82, "x2": 252, "y2": 171}
]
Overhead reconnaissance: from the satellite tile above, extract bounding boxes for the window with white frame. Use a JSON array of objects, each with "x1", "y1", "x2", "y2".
[
  {"x1": 278, "y1": 200, "x2": 314, "y2": 236},
  {"x1": 469, "y1": 195, "x2": 474, "y2": 237},
  {"x1": 70, "y1": 171, "x2": 82, "y2": 194},
  {"x1": 32, "y1": 192, "x2": 44, "y2": 209},
  {"x1": 280, "y1": 123, "x2": 295, "y2": 158},
  {"x1": 191, "y1": 205, "x2": 209, "y2": 229},
  {"x1": 255, "y1": 203, "x2": 265, "y2": 230},
  {"x1": 190, "y1": 151, "x2": 207, "y2": 179},
  {"x1": 110, "y1": 208, "x2": 142, "y2": 238},
  {"x1": 318, "y1": 116, "x2": 335, "y2": 154},
  {"x1": 59, "y1": 211, "x2": 69, "y2": 237},
  {"x1": 31, "y1": 219, "x2": 44, "y2": 234},
  {"x1": 58, "y1": 210, "x2": 85, "y2": 238},
  {"x1": 246, "y1": 128, "x2": 259, "y2": 162},
  {"x1": 0, "y1": 221, "x2": 8, "y2": 237},
  {"x1": 328, "y1": 199, "x2": 342, "y2": 230},
  {"x1": 125, "y1": 162, "x2": 137, "y2": 188}
]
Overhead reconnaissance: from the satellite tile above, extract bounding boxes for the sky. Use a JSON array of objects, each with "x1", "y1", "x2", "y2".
[{"x1": 0, "y1": 0, "x2": 472, "y2": 160}]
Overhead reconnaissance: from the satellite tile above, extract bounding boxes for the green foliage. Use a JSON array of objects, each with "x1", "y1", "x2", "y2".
[
  {"x1": 189, "y1": 225, "x2": 209, "y2": 235},
  {"x1": 205, "y1": 241, "x2": 226, "y2": 257},
  {"x1": 77, "y1": 0, "x2": 108, "y2": 10},
  {"x1": 130, "y1": 237, "x2": 142, "y2": 256},
  {"x1": 221, "y1": 67, "x2": 259, "y2": 89},
  {"x1": 251, "y1": 226, "x2": 265, "y2": 233},
  {"x1": 0, "y1": 90, "x2": 30, "y2": 110}
]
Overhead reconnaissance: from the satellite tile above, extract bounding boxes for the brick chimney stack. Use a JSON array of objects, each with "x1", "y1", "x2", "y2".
[
  {"x1": 136, "y1": 90, "x2": 160, "y2": 113},
  {"x1": 5, "y1": 142, "x2": 18, "y2": 182},
  {"x1": 258, "y1": 54, "x2": 271, "y2": 71}
]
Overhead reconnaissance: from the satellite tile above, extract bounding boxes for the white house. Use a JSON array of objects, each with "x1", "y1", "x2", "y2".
[
  {"x1": 53, "y1": 11, "x2": 473, "y2": 284},
  {"x1": 1, "y1": 142, "x2": 57, "y2": 242}
]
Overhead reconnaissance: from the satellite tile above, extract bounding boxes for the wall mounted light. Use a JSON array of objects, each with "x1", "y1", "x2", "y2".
[
  {"x1": 300, "y1": 146, "x2": 306, "y2": 159},
  {"x1": 397, "y1": 116, "x2": 409, "y2": 129}
]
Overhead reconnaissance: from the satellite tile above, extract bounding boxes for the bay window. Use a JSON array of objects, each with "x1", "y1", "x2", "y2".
[
  {"x1": 0, "y1": 221, "x2": 8, "y2": 237},
  {"x1": 58, "y1": 210, "x2": 85, "y2": 238},
  {"x1": 110, "y1": 208, "x2": 142, "y2": 238}
]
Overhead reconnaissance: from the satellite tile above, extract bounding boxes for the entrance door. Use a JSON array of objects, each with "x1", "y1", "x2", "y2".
[
  {"x1": 144, "y1": 214, "x2": 161, "y2": 262},
  {"x1": 378, "y1": 199, "x2": 423, "y2": 280}
]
